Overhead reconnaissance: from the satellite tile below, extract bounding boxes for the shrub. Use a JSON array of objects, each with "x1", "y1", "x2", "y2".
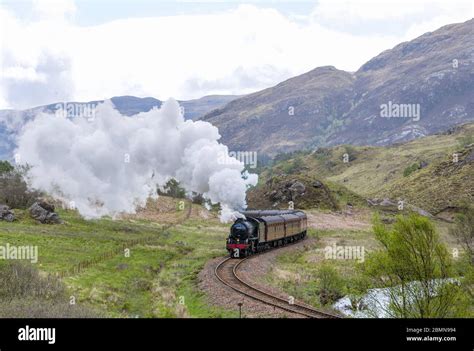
[
  {"x1": 344, "y1": 145, "x2": 357, "y2": 162},
  {"x1": 0, "y1": 160, "x2": 14, "y2": 174},
  {"x1": 280, "y1": 157, "x2": 304, "y2": 174},
  {"x1": 0, "y1": 261, "x2": 64, "y2": 301},
  {"x1": 316, "y1": 264, "x2": 344, "y2": 305},
  {"x1": 0, "y1": 165, "x2": 42, "y2": 209},
  {"x1": 158, "y1": 179, "x2": 186, "y2": 198},
  {"x1": 0, "y1": 298, "x2": 102, "y2": 318},
  {"x1": 0, "y1": 262, "x2": 101, "y2": 318},
  {"x1": 449, "y1": 205, "x2": 474, "y2": 264},
  {"x1": 403, "y1": 163, "x2": 420, "y2": 177}
]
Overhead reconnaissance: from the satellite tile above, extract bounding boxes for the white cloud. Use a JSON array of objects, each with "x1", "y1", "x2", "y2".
[
  {"x1": 182, "y1": 64, "x2": 293, "y2": 97},
  {"x1": 0, "y1": 1, "x2": 472, "y2": 109},
  {"x1": 16, "y1": 98, "x2": 258, "y2": 221},
  {"x1": 312, "y1": 0, "x2": 473, "y2": 21},
  {"x1": 32, "y1": 0, "x2": 76, "y2": 20},
  {"x1": 0, "y1": 4, "x2": 75, "y2": 109},
  {"x1": 311, "y1": 0, "x2": 473, "y2": 37}
]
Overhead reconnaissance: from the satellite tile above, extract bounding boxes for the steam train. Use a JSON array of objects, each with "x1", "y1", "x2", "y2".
[{"x1": 226, "y1": 210, "x2": 307, "y2": 258}]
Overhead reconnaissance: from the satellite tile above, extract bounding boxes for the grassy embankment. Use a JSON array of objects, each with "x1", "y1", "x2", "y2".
[{"x1": 0, "y1": 198, "x2": 236, "y2": 318}]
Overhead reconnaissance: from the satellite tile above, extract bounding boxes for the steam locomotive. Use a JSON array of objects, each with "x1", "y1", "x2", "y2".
[{"x1": 226, "y1": 210, "x2": 307, "y2": 258}]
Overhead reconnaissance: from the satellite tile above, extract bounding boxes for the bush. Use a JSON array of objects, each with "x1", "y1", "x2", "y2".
[
  {"x1": 344, "y1": 275, "x2": 370, "y2": 311},
  {"x1": 158, "y1": 179, "x2": 186, "y2": 198},
  {"x1": 0, "y1": 262, "x2": 101, "y2": 318},
  {"x1": 403, "y1": 163, "x2": 420, "y2": 177},
  {"x1": 316, "y1": 264, "x2": 344, "y2": 305},
  {"x1": 344, "y1": 145, "x2": 357, "y2": 162},
  {"x1": 449, "y1": 205, "x2": 474, "y2": 265},
  {"x1": 280, "y1": 157, "x2": 304, "y2": 174},
  {"x1": 191, "y1": 192, "x2": 204, "y2": 205},
  {"x1": 274, "y1": 150, "x2": 308, "y2": 163},
  {"x1": 0, "y1": 160, "x2": 14, "y2": 174},
  {"x1": 0, "y1": 165, "x2": 42, "y2": 209},
  {"x1": 0, "y1": 262, "x2": 64, "y2": 301},
  {"x1": 0, "y1": 298, "x2": 102, "y2": 318}
]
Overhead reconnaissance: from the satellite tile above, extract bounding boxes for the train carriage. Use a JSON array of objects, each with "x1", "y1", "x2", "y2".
[{"x1": 226, "y1": 210, "x2": 307, "y2": 258}]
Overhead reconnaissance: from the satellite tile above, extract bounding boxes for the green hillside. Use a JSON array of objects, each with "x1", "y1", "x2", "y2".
[
  {"x1": 254, "y1": 123, "x2": 474, "y2": 215},
  {"x1": 0, "y1": 198, "x2": 234, "y2": 318}
]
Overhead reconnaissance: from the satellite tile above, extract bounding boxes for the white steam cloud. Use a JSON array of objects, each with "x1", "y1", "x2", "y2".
[{"x1": 15, "y1": 98, "x2": 257, "y2": 222}]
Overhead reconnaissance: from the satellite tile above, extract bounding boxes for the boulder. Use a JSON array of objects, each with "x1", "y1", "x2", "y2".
[
  {"x1": 407, "y1": 204, "x2": 435, "y2": 218},
  {"x1": 366, "y1": 198, "x2": 379, "y2": 206},
  {"x1": 380, "y1": 198, "x2": 397, "y2": 207},
  {"x1": 267, "y1": 180, "x2": 306, "y2": 202},
  {"x1": 0, "y1": 204, "x2": 15, "y2": 222},
  {"x1": 289, "y1": 181, "x2": 306, "y2": 195},
  {"x1": 29, "y1": 202, "x2": 62, "y2": 224},
  {"x1": 366, "y1": 198, "x2": 398, "y2": 211},
  {"x1": 465, "y1": 149, "x2": 474, "y2": 163},
  {"x1": 38, "y1": 200, "x2": 55, "y2": 213},
  {"x1": 419, "y1": 160, "x2": 429, "y2": 169}
]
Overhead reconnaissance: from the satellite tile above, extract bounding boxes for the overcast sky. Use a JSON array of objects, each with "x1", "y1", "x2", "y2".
[{"x1": 0, "y1": 0, "x2": 472, "y2": 109}]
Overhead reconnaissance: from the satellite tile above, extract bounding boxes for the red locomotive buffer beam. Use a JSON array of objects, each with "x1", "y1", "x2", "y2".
[{"x1": 227, "y1": 243, "x2": 249, "y2": 250}]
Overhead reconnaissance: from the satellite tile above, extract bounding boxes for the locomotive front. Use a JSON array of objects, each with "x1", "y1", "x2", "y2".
[{"x1": 226, "y1": 218, "x2": 256, "y2": 258}]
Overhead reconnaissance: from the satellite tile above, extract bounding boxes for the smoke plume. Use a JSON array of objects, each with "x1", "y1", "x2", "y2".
[{"x1": 15, "y1": 98, "x2": 257, "y2": 221}]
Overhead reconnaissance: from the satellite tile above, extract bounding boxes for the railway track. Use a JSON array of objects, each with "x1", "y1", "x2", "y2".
[{"x1": 215, "y1": 255, "x2": 341, "y2": 318}]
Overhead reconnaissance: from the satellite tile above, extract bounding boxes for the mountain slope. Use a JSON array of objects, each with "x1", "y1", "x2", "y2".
[
  {"x1": 254, "y1": 123, "x2": 474, "y2": 215},
  {"x1": 204, "y1": 66, "x2": 354, "y2": 155},
  {"x1": 203, "y1": 19, "x2": 474, "y2": 155}
]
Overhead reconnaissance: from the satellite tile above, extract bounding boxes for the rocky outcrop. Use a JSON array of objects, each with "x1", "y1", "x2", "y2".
[
  {"x1": 29, "y1": 201, "x2": 62, "y2": 224},
  {"x1": 367, "y1": 198, "x2": 434, "y2": 218},
  {"x1": 367, "y1": 198, "x2": 398, "y2": 210},
  {"x1": 268, "y1": 180, "x2": 306, "y2": 203},
  {"x1": 247, "y1": 175, "x2": 364, "y2": 210},
  {"x1": 0, "y1": 204, "x2": 15, "y2": 222}
]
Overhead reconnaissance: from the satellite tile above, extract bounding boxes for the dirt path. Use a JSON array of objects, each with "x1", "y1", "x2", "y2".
[{"x1": 306, "y1": 209, "x2": 371, "y2": 230}]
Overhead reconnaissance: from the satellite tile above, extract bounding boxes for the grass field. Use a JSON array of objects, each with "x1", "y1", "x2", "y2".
[{"x1": 0, "y1": 199, "x2": 237, "y2": 318}]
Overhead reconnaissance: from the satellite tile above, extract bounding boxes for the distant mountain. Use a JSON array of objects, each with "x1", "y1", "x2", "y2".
[
  {"x1": 0, "y1": 94, "x2": 239, "y2": 160},
  {"x1": 202, "y1": 19, "x2": 474, "y2": 156},
  {"x1": 179, "y1": 95, "x2": 241, "y2": 121}
]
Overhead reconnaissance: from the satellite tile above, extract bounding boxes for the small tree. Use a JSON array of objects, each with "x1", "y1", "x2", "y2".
[
  {"x1": 316, "y1": 264, "x2": 344, "y2": 305},
  {"x1": 0, "y1": 160, "x2": 14, "y2": 175},
  {"x1": 158, "y1": 179, "x2": 186, "y2": 198},
  {"x1": 449, "y1": 205, "x2": 474, "y2": 265},
  {"x1": 363, "y1": 214, "x2": 465, "y2": 318},
  {"x1": 0, "y1": 165, "x2": 42, "y2": 209}
]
